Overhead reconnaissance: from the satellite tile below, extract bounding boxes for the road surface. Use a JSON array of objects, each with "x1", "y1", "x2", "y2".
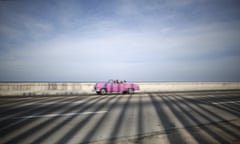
[{"x1": 0, "y1": 91, "x2": 240, "y2": 144}]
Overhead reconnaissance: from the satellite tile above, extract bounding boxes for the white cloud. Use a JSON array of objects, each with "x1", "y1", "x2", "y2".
[{"x1": 0, "y1": 0, "x2": 240, "y2": 81}]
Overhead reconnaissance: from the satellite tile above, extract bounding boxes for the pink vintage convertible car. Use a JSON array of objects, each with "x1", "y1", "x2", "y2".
[{"x1": 94, "y1": 80, "x2": 140, "y2": 95}]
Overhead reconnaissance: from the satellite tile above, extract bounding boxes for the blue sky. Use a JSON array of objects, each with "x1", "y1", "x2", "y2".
[{"x1": 0, "y1": 0, "x2": 240, "y2": 82}]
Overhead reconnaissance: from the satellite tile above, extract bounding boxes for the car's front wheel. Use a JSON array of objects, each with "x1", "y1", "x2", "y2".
[
  {"x1": 128, "y1": 88, "x2": 134, "y2": 94},
  {"x1": 100, "y1": 89, "x2": 107, "y2": 95}
]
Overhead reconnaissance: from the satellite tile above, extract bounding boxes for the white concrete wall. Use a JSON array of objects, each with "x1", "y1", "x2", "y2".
[
  {"x1": 137, "y1": 82, "x2": 240, "y2": 92},
  {"x1": 0, "y1": 83, "x2": 95, "y2": 96},
  {"x1": 0, "y1": 82, "x2": 240, "y2": 96}
]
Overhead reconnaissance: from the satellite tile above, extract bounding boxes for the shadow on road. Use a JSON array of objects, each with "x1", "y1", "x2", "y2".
[{"x1": 0, "y1": 91, "x2": 240, "y2": 144}]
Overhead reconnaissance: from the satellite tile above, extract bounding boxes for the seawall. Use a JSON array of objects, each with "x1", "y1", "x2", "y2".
[{"x1": 1, "y1": 82, "x2": 240, "y2": 96}]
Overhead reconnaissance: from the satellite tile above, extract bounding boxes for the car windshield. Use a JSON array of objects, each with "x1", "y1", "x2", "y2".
[{"x1": 107, "y1": 79, "x2": 127, "y2": 84}]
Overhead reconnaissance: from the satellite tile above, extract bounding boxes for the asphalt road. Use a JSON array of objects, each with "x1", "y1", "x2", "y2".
[{"x1": 0, "y1": 91, "x2": 240, "y2": 144}]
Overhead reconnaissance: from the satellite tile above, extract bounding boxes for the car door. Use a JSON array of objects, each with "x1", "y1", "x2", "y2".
[{"x1": 112, "y1": 83, "x2": 120, "y2": 92}]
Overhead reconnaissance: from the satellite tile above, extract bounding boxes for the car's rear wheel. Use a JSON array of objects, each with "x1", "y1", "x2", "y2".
[
  {"x1": 128, "y1": 88, "x2": 134, "y2": 94},
  {"x1": 100, "y1": 89, "x2": 107, "y2": 95}
]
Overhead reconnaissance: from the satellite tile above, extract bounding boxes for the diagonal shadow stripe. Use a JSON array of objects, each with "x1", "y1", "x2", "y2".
[
  {"x1": 54, "y1": 95, "x2": 117, "y2": 144},
  {"x1": 149, "y1": 93, "x2": 185, "y2": 144},
  {"x1": 28, "y1": 95, "x2": 103, "y2": 143},
  {"x1": 0, "y1": 97, "x2": 60, "y2": 122},
  {"x1": 185, "y1": 94, "x2": 240, "y2": 117},
  {"x1": 138, "y1": 95, "x2": 144, "y2": 134},
  {"x1": 162, "y1": 95, "x2": 227, "y2": 143},
  {"x1": 171, "y1": 95, "x2": 232, "y2": 144},
  {"x1": 0, "y1": 96, "x2": 79, "y2": 133},
  {"x1": 162, "y1": 95, "x2": 203, "y2": 143},
  {"x1": 178, "y1": 95, "x2": 240, "y2": 139},
  {"x1": 0, "y1": 97, "x2": 43, "y2": 110},
  {"x1": 80, "y1": 95, "x2": 122, "y2": 143},
  {"x1": 200, "y1": 95, "x2": 240, "y2": 117},
  {"x1": 2, "y1": 96, "x2": 100, "y2": 144},
  {"x1": 133, "y1": 94, "x2": 145, "y2": 144},
  {"x1": 211, "y1": 93, "x2": 240, "y2": 108},
  {"x1": 108, "y1": 95, "x2": 132, "y2": 142}
]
